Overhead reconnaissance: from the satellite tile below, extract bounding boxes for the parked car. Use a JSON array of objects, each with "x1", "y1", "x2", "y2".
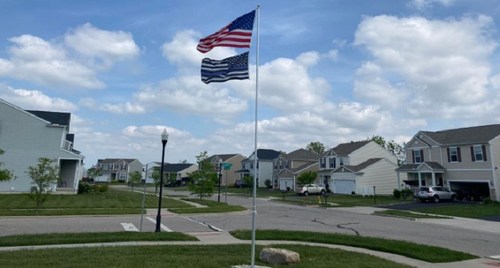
[
  {"x1": 417, "y1": 186, "x2": 457, "y2": 203},
  {"x1": 297, "y1": 184, "x2": 326, "y2": 196}
]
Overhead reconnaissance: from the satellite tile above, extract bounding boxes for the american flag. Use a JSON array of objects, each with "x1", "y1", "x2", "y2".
[
  {"x1": 197, "y1": 10, "x2": 255, "y2": 53},
  {"x1": 201, "y1": 52, "x2": 249, "y2": 84}
]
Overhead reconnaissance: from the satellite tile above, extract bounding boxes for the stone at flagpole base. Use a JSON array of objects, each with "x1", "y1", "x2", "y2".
[{"x1": 260, "y1": 248, "x2": 301, "y2": 265}]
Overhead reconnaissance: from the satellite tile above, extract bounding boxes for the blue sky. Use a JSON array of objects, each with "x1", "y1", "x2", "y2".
[{"x1": 1, "y1": 0, "x2": 500, "y2": 167}]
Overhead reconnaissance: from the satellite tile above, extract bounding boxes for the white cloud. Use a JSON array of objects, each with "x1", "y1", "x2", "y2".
[
  {"x1": 64, "y1": 23, "x2": 140, "y2": 68},
  {"x1": 354, "y1": 15, "x2": 498, "y2": 119},
  {"x1": 0, "y1": 34, "x2": 104, "y2": 89},
  {"x1": 79, "y1": 97, "x2": 145, "y2": 114},
  {"x1": 409, "y1": 0, "x2": 455, "y2": 10},
  {"x1": 0, "y1": 84, "x2": 78, "y2": 111}
]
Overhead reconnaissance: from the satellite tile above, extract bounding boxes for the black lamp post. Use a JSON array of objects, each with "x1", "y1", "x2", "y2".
[
  {"x1": 155, "y1": 129, "x2": 169, "y2": 232},
  {"x1": 217, "y1": 159, "x2": 222, "y2": 203}
]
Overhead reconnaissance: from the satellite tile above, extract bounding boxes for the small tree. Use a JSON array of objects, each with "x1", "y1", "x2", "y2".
[
  {"x1": 242, "y1": 175, "x2": 254, "y2": 195},
  {"x1": 0, "y1": 148, "x2": 15, "y2": 182},
  {"x1": 188, "y1": 151, "x2": 217, "y2": 199},
  {"x1": 297, "y1": 171, "x2": 317, "y2": 186},
  {"x1": 27, "y1": 158, "x2": 59, "y2": 213},
  {"x1": 151, "y1": 166, "x2": 161, "y2": 195},
  {"x1": 86, "y1": 166, "x2": 102, "y2": 181},
  {"x1": 306, "y1": 141, "x2": 326, "y2": 155},
  {"x1": 128, "y1": 171, "x2": 142, "y2": 191}
]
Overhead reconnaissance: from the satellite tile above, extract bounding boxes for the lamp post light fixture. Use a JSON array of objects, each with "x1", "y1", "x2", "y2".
[{"x1": 155, "y1": 129, "x2": 169, "y2": 232}]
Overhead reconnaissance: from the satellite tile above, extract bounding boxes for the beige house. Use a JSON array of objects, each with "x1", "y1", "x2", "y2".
[
  {"x1": 319, "y1": 141, "x2": 402, "y2": 195},
  {"x1": 275, "y1": 148, "x2": 320, "y2": 191},
  {"x1": 208, "y1": 154, "x2": 245, "y2": 186},
  {"x1": 397, "y1": 124, "x2": 500, "y2": 201}
]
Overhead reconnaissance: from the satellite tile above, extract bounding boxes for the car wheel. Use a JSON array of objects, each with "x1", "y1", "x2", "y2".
[
  {"x1": 432, "y1": 195, "x2": 440, "y2": 203},
  {"x1": 418, "y1": 198, "x2": 426, "y2": 202},
  {"x1": 320, "y1": 190, "x2": 325, "y2": 196},
  {"x1": 304, "y1": 191, "x2": 309, "y2": 196}
]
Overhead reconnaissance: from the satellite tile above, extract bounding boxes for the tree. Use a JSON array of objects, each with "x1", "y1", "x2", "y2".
[
  {"x1": 306, "y1": 141, "x2": 326, "y2": 155},
  {"x1": 0, "y1": 148, "x2": 14, "y2": 182},
  {"x1": 151, "y1": 166, "x2": 161, "y2": 195},
  {"x1": 297, "y1": 171, "x2": 317, "y2": 186},
  {"x1": 86, "y1": 166, "x2": 102, "y2": 181},
  {"x1": 188, "y1": 151, "x2": 217, "y2": 199},
  {"x1": 128, "y1": 171, "x2": 142, "y2": 191},
  {"x1": 369, "y1": 135, "x2": 406, "y2": 166},
  {"x1": 27, "y1": 158, "x2": 59, "y2": 213}
]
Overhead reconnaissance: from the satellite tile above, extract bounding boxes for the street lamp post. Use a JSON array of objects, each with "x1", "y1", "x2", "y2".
[{"x1": 155, "y1": 129, "x2": 169, "y2": 232}]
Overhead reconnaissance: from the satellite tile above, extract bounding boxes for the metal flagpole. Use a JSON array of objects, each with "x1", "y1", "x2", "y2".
[{"x1": 250, "y1": 5, "x2": 260, "y2": 268}]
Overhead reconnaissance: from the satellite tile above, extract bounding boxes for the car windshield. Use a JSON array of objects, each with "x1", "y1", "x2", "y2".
[{"x1": 419, "y1": 187, "x2": 429, "y2": 191}]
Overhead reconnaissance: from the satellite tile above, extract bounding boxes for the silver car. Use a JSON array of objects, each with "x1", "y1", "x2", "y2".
[{"x1": 417, "y1": 186, "x2": 457, "y2": 203}]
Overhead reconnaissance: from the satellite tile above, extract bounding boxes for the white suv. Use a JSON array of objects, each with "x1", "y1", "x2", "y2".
[
  {"x1": 298, "y1": 184, "x2": 326, "y2": 196},
  {"x1": 417, "y1": 186, "x2": 457, "y2": 203}
]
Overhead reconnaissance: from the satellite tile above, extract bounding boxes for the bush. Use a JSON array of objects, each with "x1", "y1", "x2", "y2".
[
  {"x1": 78, "y1": 181, "x2": 93, "y2": 194},
  {"x1": 401, "y1": 188, "x2": 413, "y2": 200},
  {"x1": 393, "y1": 189, "x2": 401, "y2": 199},
  {"x1": 98, "y1": 184, "x2": 108, "y2": 192},
  {"x1": 264, "y1": 179, "x2": 272, "y2": 189}
]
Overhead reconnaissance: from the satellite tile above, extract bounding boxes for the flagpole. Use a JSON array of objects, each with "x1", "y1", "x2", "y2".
[{"x1": 250, "y1": 5, "x2": 260, "y2": 268}]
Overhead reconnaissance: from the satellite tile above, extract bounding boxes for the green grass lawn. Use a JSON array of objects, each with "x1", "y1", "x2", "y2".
[
  {"x1": 169, "y1": 198, "x2": 247, "y2": 214},
  {"x1": 230, "y1": 229, "x2": 476, "y2": 263},
  {"x1": 0, "y1": 232, "x2": 197, "y2": 247},
  {"x1": 0, "y1": 187, "x2": 192, "y2": 216},
  {"x1": 0, "y1": 244, "x2": 412, "y2": 268},
  {"x1": 413, "y1": 202, "x2": 500, "y2": 219}
]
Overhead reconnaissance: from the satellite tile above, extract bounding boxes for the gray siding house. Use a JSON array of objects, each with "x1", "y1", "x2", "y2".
[
  {"x1": 0, "y1": 98, "x2": 84, "y2": 193},
  {"x1": 397, "y1": 124, "x2": 500, "y2": 201},
  {"x1": 96, "y1": 159, "x2": 143, "y2": 183},
  {"x1": 319, "y1": 141, "x2": 402, "y2": 195},
  {"x1": 275, "y1": 148, "x2": 320, "y2": 191},
  {"x1": 238, "y1": 149, "x2": 284, "y2": 188}
]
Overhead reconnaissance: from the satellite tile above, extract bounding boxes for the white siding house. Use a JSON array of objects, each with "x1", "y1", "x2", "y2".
[{"x1": 0, "y1": 98, "x2": 84, "y2": 193}]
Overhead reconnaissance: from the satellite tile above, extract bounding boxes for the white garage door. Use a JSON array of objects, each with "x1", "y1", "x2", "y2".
[
  {"x1": 334, "y1": 179, "x2": 355, "y2": 194},
  {"x1": 279, "y1": 178, "x2": 293, "y2": 191}
]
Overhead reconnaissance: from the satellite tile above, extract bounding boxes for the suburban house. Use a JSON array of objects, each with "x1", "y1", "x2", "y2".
[
  {"x1": 318, "y1": 140, "x2": 402, "y2": 195},
  {"x1": 237, "y1": 149, "x2": 285, "y2": 188},
  {"x1": 162, "y1": 163, "x2": 198, "y2": 185},
  {"x1": 207, "y1": 154, "x2": 246, "y2": 186},
  {"x1": 275, "y1": 148, "x2": 320, "y2": 191},
  {"x1": 0, "y1": 98, "x2": 84, "y2": 194},
  {"x1": 396, "y1": 124, "x2": 500, "y2": 201},
  {"x1": 95, "y1": 158, "x2": 143, "y2": 183}
]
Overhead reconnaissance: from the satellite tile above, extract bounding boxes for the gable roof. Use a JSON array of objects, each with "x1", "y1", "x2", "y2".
[
  {"x1": 256, "y1": 149, "x2": 282, "y2": 160},
  {"x1": 26, "y1": 110, "x2": 71, "y2": 127},
  {"x1": 163, "y1": 163, "x2": 195, "y2": 172},
  {"x1": 285, "y1": 148, "x2": 319, "y2": 160},
  {"x1": 98, "y1": 159, "x2": 139, "y2": 164},
  {"x1": 328, "y1": 140, "x2": 370, "y2": 156},
  {"x1": 333, "y1": 158, "x2": 382, "y2": 173},
  {"x1": 420, "y1": 124, "x2": 500, "y2": 145}
]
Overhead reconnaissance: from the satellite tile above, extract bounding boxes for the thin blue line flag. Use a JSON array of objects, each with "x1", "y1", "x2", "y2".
[{"x1": 201, "y1": 52, "x2": 249, "y2": 84}]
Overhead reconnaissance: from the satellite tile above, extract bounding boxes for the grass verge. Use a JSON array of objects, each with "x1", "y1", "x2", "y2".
[
  {"x1": 374, "y1": 209, "x2": 452, "y2": 219},
  {"x1": 0, "y1": 244, "x2": 411, "y2": 267},
  {"x1": 414, "y1": 202, "x2": 500, "y2": 219},
  {"x1": 169, "y1": 198, "x2": 247, "y2": 214},
  {"x1": 230, "y1": 229, "x2": 477, "y2": 263},
  {"x1": 0, "y1": 232, "x2": 197, "y2": 247}
]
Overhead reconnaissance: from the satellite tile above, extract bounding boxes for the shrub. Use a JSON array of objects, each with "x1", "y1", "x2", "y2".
[
  {"x1": 393, "y1": 189, "x2": 401, "y2": 199},
  {"x1": 401, "y1": 188, "x2": 413, "y2": 200},
  {"x1": 98, "y1": 184, "x2": 108, "y2": 192},
  {"x1": 264, "y1": 179, "x2": 272, "y2": 189},
  {"x1": 78, "y1": 181, "x2": 93, "y2": 194}
]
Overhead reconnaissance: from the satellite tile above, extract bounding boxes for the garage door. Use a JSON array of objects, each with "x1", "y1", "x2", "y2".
[
  {"x1": 334, "y1": 179, "x2": 355, "y2": 194},
  {"x1": 449, "y1": 181, "x2": 490, "y2": 201},
  {"x1": 279, "y1": 178, "x2": 293, "y2": 191}
]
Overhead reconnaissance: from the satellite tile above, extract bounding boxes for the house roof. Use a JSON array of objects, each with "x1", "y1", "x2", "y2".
[
  {"x1": 163, "y1": 163, "x2": 195, "y2": 172},
  {"x1": 98, "y1": 159, "x2": 138, "y2": 164},
  {"x1": 285, "y1": 148, "x2": 319, "y2": 160},
  {"x1": 327, "y1": 140, "x2": 370, "y2": 156},
  {"x1": 334, "y1": 158, "x2": 382, "y2": 173},
  {"x1": 207, "y1": 154, "x2": 241, "y2": 162},
  {"x1": 256, "y1": 149, "x2": 282, "y2": 160},
  {"x1": 421, "y1": 124, "x2": 500, "y2": 145},
  {"x1": 279, "y1": 161, "x2": 318, "y2": 174},
  {"x1": 26, "y1": 110, "x2": 71, "y2": 126},
  {"x1": 396, "y1": 161, "x2": 445, "y2": 172}
]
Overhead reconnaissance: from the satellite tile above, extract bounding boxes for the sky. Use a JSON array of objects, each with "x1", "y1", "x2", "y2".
[{"x1": 1, "y1": 0, "x2": 500, "y2": 168}]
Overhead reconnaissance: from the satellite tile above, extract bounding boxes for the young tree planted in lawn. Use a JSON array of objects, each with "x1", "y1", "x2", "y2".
[
  {"x1": 0, "y1": 148, "x2": 15, "y2": 182},
  {"x1": 297, "y1": 171, "x2": 317, "y2": 186},
  {"x1": 86, "y1": 166, "x2": 102, "y2": 181},
  {"x1": 188, "y1": 151, "x2": 217, "y2": 199},
  {"x1": 128, "y1": 171, "x2": 142, "y2": 191},
  {"x1": 27, "y1": 157, "x2": 60, "y2": 213},
  {"x1": 151, "y1": 166, "x2": 161, "y2": 195}
]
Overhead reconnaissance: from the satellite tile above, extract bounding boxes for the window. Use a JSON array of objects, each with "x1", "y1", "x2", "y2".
[
  {"x1": 471, "y1": 145, "x2": 487, "y2": 162},
  {"x1": 447, "y1": 147, "x2": 461, "y2": 162},
  {"x1": 339, "y1": 158, "x2": 344, "y2": 166},
  {"x1": 413, "y1": 150, "x2": 424, "y2": 163},
  {"x1": 329, "y1": 157, "x2": 336, "y2": 168},
  {"x1": 320, "y1": 158, "x2": 326, "y2": 168}
]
